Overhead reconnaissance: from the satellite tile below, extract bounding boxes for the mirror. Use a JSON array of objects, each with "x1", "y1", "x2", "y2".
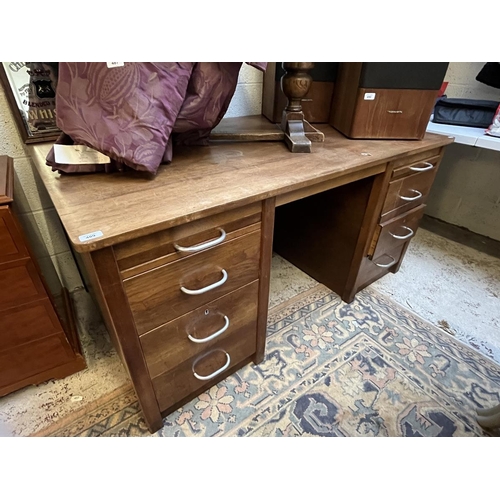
[{"x1": 0, "y1": 62, "x2": 61, "y2": 144}]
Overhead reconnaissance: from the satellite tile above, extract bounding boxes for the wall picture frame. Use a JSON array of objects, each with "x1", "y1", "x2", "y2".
[{"x1": 0, "y1": 62, "x2": 61, "y2": 144}]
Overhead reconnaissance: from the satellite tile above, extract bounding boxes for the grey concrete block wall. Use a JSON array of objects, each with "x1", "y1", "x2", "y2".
[
  {"x1": 426, "y1": 144, "x2": 500, "y2": 241},
  {"x1": 444, "y1": 63, "x2": 500, "y2": 101},
  {"x1": 225, "y1": 64, "x2": 264, "y2": 117},
  {"x1": 0, "y1": 83, "x2": 83, "y2": 293},
  {"x1": 0, "y1": 87, "x2": 30, "y2": 158},
  {"x1": 425, "y1": 63, "x2": 500, "y2": 241}
]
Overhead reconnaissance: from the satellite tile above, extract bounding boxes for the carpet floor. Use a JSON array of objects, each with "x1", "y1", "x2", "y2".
[{"x1": 34, "y1": 284, "x2": 500, "y2": 437}]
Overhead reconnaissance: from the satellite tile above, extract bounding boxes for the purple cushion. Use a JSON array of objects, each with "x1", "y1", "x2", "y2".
[{"x1": 48, "y1": 62, "x2": 267, "y2": 175}]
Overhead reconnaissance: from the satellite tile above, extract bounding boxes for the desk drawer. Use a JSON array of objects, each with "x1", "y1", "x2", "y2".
[
  {"x1": 141, "y1": 281, "x2": 258, "y2": 378},
  {"x1": 124, "y1": 230, "x2": 261, "y2": 334},
  {"x1": 388, "y1": 148, "x2": 441, "y2": 173},
  {"x1": 381, "y1": 167, "x2": 437, "y2": 219},
  {"x1": 115, "y1": 203, "x2": 261, "y2": 278},
  {"x1": 355, "y1": 243, "x2": 407, "y2": 293},
  {"x1": 371, "y1": 205, "x2": 425, "y2": 260},
  {"x1": 391, "y1": 155, "x2": 440, "y2": 181},
  {"x1": 152, "y1": 320, "x2": 257, "y2": 413}
]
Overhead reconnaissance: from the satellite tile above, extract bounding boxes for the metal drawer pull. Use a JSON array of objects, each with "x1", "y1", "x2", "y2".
[
  {"x1": 174, "y1": 229, "x2": 226, "y2": 253},
  {"x1": 375, "y1": 255, "x2": 397, "y2": 268},
  {"x1": 389, "y1": 226, "x2": 414, "y2": 240},
  {"x1": 188, "y1": 315, "x2": 230, "y2": 344},
  {"x1": 410, "y1": 162, "x2": 434, "y2": 172},
  {"x1": 400, "y1": 189, "x2": 422, "y2": 201},
  {"x1": 193, "y1": 351, "x2": 231, "y2": 381},
  {"x1": 180, "y1": 269, "x2": 228, "y2": 295}
]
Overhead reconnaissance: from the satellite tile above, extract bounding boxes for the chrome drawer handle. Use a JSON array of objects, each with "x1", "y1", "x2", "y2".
[
  {"x1": 193, "y1": 351, "x2": 231, "y2": 381},
  {"x1": 180, "y1": 269, "x2": 228, "y2": 295},
  {"x1": 389, "y1": 226, "x2": 414, "y2": 240},
  {"x1": 375, "y1": 255, "x2": 397, "y2": 268},
  {"x1": 400, "y1": 189, "x2": 422, "y2": 201},
  {"x1": 174, "y1": 229, "x2": 226, "y2": 253},
  {"x1": 410, "y1": 162, "x2": 434, "y2": 172},
  {"x1": 188, "y1": 315, "x2": 230, "y2": 344}
]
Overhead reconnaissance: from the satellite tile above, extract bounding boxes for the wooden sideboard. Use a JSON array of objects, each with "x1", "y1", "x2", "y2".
[
  {"x1": 0, "y1": 156, "x2": 86, "y2": 396},
  {"x1": 29, "y1": 124, "x2": 453, "y2": 432}
]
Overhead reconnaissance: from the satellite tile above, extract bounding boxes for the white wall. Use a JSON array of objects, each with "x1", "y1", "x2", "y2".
[{"x1": 426, "y1": 62, "x2": 500, "y2": 241}]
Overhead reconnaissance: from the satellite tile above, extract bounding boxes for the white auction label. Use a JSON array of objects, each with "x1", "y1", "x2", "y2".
[
  {"x1": 54, "y1": 144, "x2": 111, "y2": 165},
  {"x1": 78, "y1": 231, "x2": 104, "y2": 242},
  {"x1": 364, "y1": 92, "x2": 376, "y2": 100},
  {"x1": 107, "y1": 62, "x2": 124, "y2": 68}
]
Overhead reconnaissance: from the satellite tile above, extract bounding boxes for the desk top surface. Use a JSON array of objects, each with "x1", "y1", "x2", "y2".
[{"x1": 30, "y1": 123, "x2": 453, "y2": 252}]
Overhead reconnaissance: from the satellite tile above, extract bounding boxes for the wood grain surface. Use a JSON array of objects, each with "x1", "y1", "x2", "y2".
[
  {"x1": 0, "y1": 156, "x2": 14, "y2": 205},
  {"x1": 30, "y1": 124, "x2": 453, "y2": 252},
  {"x1": 124, "y1": 230, "x2": 261, "y2": 334},
  {"x1": 140, "y1": 281, "x2": 258, "y2": 378},
  {"x1": 371, "y1": 204, "x2": 426, "y2": 260},
  {"x1": 348, "y1": 89, "x2": 439, "y2": 140},
  {"x1": 152, "y1": 324, "x2": 257, "y2": 413},
  {"x1": 381, "y1": 167, "x2": 438, "y2": 218}
]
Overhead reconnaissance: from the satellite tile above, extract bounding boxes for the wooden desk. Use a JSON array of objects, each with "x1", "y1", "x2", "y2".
[{"x1": 30, "y1": 125, "x2": 453, "y2": 432}]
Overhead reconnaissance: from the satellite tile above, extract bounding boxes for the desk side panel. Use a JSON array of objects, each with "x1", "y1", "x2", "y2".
[
  {"x1": 255, "y1": 197, "x2": 275, "y2": 363},
  {"x1": 273, "y1": 174, "x2": 377, "y2": 297},
  {"x1": 80, "y1": 249, "x2": 163, "y2": 433}
]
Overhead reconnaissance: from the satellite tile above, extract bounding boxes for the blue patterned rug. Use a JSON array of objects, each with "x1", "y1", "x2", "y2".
[{"x1": 37, "y1": 285, "x2": 500, "y2": 437}]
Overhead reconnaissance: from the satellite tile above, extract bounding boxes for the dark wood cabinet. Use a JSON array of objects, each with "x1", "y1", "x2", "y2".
[
  {"x1": 0, "y1": 155, "x2": 86, "y2": 396},
  {"x1": 329, "y1": 62, "x2": 449, "y2": 139}
]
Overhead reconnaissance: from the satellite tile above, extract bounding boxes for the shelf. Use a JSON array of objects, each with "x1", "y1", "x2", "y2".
[{"x1": 427, "y1": 121, "x2": 500, "y2": 152}]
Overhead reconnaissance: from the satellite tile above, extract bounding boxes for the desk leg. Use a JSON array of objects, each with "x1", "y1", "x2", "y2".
[
  {"x1": 81, "y1": 249, "x2": 163, "y2": 433},
  {"x1": 255, "y1": 197, "x2": 275, "y2": 364}
]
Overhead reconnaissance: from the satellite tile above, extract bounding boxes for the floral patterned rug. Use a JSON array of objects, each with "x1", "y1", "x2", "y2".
[{"x1": 34, "y1": 285, "x2": 500, "y2": 437}]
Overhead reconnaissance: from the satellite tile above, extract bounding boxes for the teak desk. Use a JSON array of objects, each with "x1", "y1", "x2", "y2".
[{"x1": 30, "y1": 124, "x2": 453, "y2": 432}]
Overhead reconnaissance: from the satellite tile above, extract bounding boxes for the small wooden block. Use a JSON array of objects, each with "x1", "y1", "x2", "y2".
[{"x1": 210, "y1": 116, "x2": 284, "y2": 142}]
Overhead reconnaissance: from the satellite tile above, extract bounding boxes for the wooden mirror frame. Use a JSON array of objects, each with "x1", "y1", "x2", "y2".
[{"x1": 0, "y1": 63, "x2": 61, "y2": 144}]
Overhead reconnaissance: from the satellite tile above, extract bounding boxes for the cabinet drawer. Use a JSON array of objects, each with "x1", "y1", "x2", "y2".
[
  {"x1": 381, "y1": 166, "x2": 437, "y2": 219},
  {"x1": 371, "y1": 205, "x2": 425, "y2": 260},
  {"x1": 115, "y1": 203, "x2": 261, "y2": 278},
  {"x1": 0, "y1": 332, "x2": 73, "y2": 391},
  {"x1": 0, "y1": 299, "x2": 62, "y2": 351},
  {"x1": 124, "y1": 230, "x2": 261, "y2": 334},
  {"x1": 152, "y1": 320, "x2": 257, "y2": 413},
  {"x1": 0, "y1": 260, "x2": 47, "y2": 310},
  {"x1": 0, "y1": 207, "x2": 28, "y2": 264},
  {"x1": 141, "y1": 281, "x2": 258, "y2": 378}
]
